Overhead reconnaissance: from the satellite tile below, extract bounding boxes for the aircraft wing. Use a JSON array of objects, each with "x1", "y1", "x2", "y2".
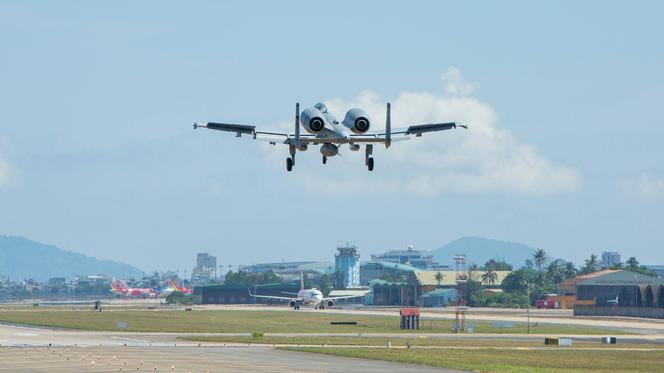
[
  {"x1": 194, "y1": 119, "x2": 468, "y2": 145},
  {"x1": 248, "y1": 289, "x2": 296, "y2": 302},
  {"x1": 390, "y1": 122, "x2": 467, "y2": 135},
  {"x1": 324, "y1": 293, "x2": 369, "y2": 302},
  {"x1": 348, "y1": 122, "x2": 467, "y2": 143}
]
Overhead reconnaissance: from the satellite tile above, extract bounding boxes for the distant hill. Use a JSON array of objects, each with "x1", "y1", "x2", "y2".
[
  {"x1": 430, "y1": 237, "x2": 536, "y2": 268},
  {"x1": 0, "y1": 235, "x2": 144, "y2": 281}
]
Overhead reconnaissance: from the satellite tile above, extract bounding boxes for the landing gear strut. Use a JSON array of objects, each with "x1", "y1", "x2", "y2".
[
  {"x1": 322, "y1": 156, "x2": 327, "y2": 164},
  {"x1": 365, "y1": 144, "x2": 374, "y2": 171},
  {"x1": 287, "y1": 144, "x2": 296, "y2": 172}
]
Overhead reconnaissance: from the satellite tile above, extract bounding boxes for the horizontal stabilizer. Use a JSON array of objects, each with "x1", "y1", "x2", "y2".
[
  {"x1": 405, "y1": 122, "x2": 458, "y2": 134},
  {"x1": 201, "y1": 122, "x2": 256, "y2": 135}
]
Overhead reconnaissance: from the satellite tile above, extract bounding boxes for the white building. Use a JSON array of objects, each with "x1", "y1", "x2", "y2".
[{"x1": 601, "y1": 251, "x2": 621, "y2": 268}]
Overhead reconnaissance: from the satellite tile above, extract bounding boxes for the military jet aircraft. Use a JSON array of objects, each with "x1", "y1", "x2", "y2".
[{"x1": 194, "y1": 102, "x2": 467, "y2": 171}]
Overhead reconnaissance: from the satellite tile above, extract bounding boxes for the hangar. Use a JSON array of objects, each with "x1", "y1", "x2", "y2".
[
  {"x1": 572, "y1": 270, "x2": 664, "y2": 319},
  {"x1": 572, "y1": 270, "x2": 664, "y2": 307},
  {"x1": 193, "y1": 283, "x2": 299, "y2": 305}
]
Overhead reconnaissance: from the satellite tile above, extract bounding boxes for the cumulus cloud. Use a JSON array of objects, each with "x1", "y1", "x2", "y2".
[
  {"x1": 311, "y1": 67, "x2": 581, "y2": 195},
  {"x1": 622, "y1": 174, "x2": 664, "y2": 200}
]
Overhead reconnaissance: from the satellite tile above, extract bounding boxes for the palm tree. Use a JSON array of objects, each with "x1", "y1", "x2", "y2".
[
  {"x1": 625, "y1": 257, "x2": 640, "y2": 272},
  {"x1": 583, "y1": 254, "x2": 598, "y2": 274},
  {"x1": 533, "y1": 249, "x2": 547, "y2": 271},
  {"x1": 563, "y1": 261, "x2": 577, "y2": 280},
  {"x1": 481, "y1": 270, "x2": 498, "y2": 286},
  {"x1": 434, "y1": 271, "x2": 445, "y2": 287}
]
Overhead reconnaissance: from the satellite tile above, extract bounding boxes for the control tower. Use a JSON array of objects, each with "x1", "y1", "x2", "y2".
[{"x1": 335, "y1": 244, "x2": 360, "y2": 288}]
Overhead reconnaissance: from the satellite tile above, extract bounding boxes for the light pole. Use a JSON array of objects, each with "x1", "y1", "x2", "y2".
[{"x1": 634, "y1": 274, "x2": 639, "y2": 308}]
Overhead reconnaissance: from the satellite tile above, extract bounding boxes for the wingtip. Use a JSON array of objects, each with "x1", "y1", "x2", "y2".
[{"x1": 457, "y1": 123, "x2": 469, "y2": 129}]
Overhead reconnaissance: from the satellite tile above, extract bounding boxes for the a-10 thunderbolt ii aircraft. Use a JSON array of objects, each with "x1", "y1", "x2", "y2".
[{"x1": 194, "y1": 102, "x2": 467, "y2": 171}]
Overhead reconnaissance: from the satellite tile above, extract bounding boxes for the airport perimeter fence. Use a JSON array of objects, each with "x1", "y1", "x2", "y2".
[{"x1": 574, "y1": 305, "x2": 664, "y2": 319}]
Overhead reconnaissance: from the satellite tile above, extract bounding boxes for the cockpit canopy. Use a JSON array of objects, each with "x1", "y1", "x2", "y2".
[{"x1": 314, "y1": 102, "x2": 328, "y2": 113}]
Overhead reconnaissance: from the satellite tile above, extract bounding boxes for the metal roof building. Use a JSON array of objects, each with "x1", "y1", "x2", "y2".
[{"x1": 573, "y1": 269, "x2": 664, "y2": 307}]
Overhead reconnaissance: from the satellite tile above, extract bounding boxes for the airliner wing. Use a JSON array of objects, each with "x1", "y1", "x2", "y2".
[
  {"x1": 324, "y1": 293, "x2": 369, "y2": 302},
  {"x1": 248, "y1": 289, "x2": 295, "y2": 302}
]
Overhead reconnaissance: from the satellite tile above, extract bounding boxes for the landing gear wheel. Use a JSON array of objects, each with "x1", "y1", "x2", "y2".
[
  {"x1": 286, "y1": 157, "x2": 293, "y2": 172},
  {"x1": 322, "y1": 156, "x2": 327, "y2": 164},
  {"x1": 367, "y1": 157, "x2": 374, "y2": 171}
]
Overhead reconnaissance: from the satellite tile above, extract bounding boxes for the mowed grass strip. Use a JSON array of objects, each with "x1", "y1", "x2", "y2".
[
  {"x1": 288, "y1": 347, "x2": 664, "y2": 373},
  {"x1": 179, "y1": 335, "x2": 651, "y2": 349},
  {"x1": 0, "y1": 309, "x2": 627, "y2": 334}
]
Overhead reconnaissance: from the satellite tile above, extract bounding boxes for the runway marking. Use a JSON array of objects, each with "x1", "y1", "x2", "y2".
[{"x1": 109, "y1": 336, "x2": 150, "y2": 343}]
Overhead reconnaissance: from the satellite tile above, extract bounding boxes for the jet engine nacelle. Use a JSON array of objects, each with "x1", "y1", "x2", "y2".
[
  {"x1": 300, "y1": 107, "x2": 327, "y2": 133},
  {"x1": 326, "y1": 299, "x2": 334, "y2": 308},
  {"x1": 289, "y1": 300, "x2": 297, "y2": 308},
  {"x1": 342, "y1": 108, "x2": 371, "y2": 134}
]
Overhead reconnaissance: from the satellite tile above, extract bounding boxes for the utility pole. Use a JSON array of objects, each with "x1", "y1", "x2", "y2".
[{"x1": 527, "y1": 308, "x2": 531, "y2": 334}]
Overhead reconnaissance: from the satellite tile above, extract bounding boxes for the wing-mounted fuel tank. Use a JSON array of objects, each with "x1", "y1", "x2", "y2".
[
  {"x1": 300, "y1": 107, "x2": 327, "y2": 133},
  {"x1": 342, "y1": 108, "x2": 371, "y2": 134}
]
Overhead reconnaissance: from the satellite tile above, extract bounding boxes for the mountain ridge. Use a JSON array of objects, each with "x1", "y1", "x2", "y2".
[
  {"x1": 429, "y1": 236, "x2": 536, "y2": 268},
  {"x1": 0, "y1": 235, "x2": 144, "y2": 281}
]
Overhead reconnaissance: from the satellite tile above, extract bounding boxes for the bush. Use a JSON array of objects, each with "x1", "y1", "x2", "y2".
[
  {"x1": 252, "y1": 332, "x2": 264, "y2": 339},
  {"x1": 474, "y1": 292, "x2": 530, "y2": 308},
  {"x1": 165, "y1": 291, "x2": 193, "y2": 305}
]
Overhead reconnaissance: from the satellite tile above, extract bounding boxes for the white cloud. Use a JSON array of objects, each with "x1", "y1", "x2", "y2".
[
  {"x1": 622, "y1": 174, "x2": 664, "y2": 200},
  {"x1": 441, "y1": 66, "x2": 478, "y2": 96},
  {"x1": 0, "y1": 139, "x2": 11, "y2": 189},
  {"x1": 306, "y1": 68, "x2": 581, "y2": 195}
]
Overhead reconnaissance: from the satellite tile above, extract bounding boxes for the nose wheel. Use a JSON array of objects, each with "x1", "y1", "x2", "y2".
[
  {"x1": 367, "y1": 157, "x2": 374, "y2": 171},
  {"x1": 286, "y1": 157, "x2": 293, "y2": 171}
]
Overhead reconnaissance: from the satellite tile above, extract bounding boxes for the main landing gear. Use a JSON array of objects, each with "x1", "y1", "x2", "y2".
[
  {"x1": 365, "y1": 144, "x2": 374, "y2": 171},
  {"x1": 322, "y1": 156, "x2": 327, "y2": 164},
  {"x1": 287, "y1": 144, "x2": 296, "y2": 172}
]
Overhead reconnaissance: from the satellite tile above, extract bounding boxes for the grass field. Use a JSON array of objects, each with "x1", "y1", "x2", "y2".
[
  {"x1": 289, "y1": 347, "x2": 664, "y2": 373},
  {"x1": 179, "y1": 335, "x2": 655, "y2": 349},
  {"x1": 0, "y1": 309, "x2": 628, "y2": 335}
]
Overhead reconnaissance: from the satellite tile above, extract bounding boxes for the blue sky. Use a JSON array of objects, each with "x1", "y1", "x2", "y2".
[{"x1": 1, "y1": 1, "x2": 663, "y2": 273}]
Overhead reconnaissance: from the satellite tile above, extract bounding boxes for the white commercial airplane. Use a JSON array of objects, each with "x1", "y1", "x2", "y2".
[
  {"x1": 194, "y1": 102, "x2": 467, "y2": 171},
  {"x1": 248, "y1": 274, "x2": 368, "y2": 310}
]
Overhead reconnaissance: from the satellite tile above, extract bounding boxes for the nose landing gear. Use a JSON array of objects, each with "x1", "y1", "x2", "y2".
[{"x1": 322, "y1": 156, "x2": 327, "y2": 164}]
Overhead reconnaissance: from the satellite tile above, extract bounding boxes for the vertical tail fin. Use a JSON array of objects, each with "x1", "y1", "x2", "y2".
[
  {"x1": 300, "y1": 271, "x2": 305, "y2": 291},
  {"x1": 295, "y1": 102, "x2": 300, "y2": 148},
  {"x1": 385, "y1": 102, "x2": 391, "y2": 148}
]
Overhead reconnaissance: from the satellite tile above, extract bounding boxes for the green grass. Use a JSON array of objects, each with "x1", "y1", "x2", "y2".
[
  {"x1": 179, "y1": 335, "x2": 652, "y2": 349},
  {"x1": 288, "y1": 347, "x2": 664, "y2": 373},
  {"x1": 0, "y1": 309, "x2": 628, "y2": 335}
]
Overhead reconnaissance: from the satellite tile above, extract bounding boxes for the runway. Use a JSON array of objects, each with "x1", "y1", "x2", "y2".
[
  {"x1": 203, "y1": 305, "x2": 664, "y2": 333},
  {"x1": 0, "y1": 346, "x2": 463, "y2": 373},
  {"x1": 0, "y1": 324, "x2": 463, "y2": 372}
]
